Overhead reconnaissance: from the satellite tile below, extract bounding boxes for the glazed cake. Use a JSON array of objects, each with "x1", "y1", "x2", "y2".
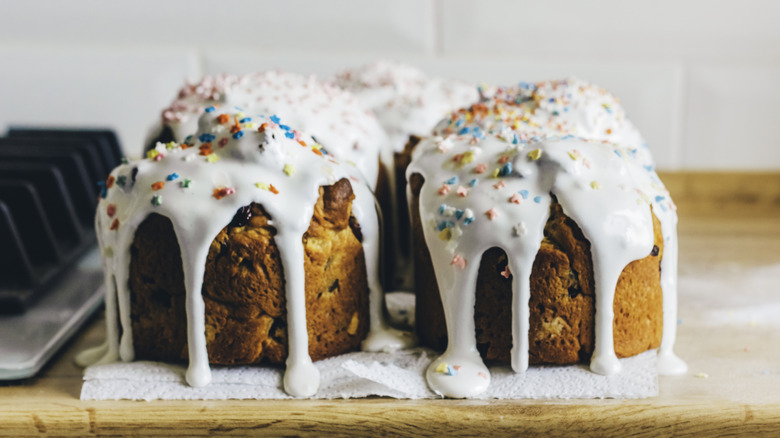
[
  {"x1": 405, "y1": 77, "x2": 686, "y2": 397},
  {"x1": 80, "y1": 107, "x2": 412, "y2": 397}
]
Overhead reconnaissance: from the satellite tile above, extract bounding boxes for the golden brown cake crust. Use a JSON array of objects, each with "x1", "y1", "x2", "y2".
[
  {"x1": 409, "y1": 173, "x2": 663, "y2": 365},
  {"x1": 129, "y1": 177, "x2": 370, "y2": 365}
]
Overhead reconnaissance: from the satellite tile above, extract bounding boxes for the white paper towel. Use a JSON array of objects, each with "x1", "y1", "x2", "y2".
[{"x1": 81, "y1": 291, "x2": 658, "y2": 400}]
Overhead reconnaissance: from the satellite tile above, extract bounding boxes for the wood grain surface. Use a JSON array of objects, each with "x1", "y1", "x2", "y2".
[{"x1": 1, "y1": 172, "x2": 779, "y2": 437}]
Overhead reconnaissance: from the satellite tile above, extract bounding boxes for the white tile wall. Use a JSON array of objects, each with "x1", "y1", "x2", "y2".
[{"x1": 0, "y1": 0, "x2": 778, "y2": 169}]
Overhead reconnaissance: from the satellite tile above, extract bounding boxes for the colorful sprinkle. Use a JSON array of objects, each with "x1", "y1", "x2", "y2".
[
  {"x1": 468, "y1": 179, "x2": 478, "y2": 187},
  {"x1": 212, "y1": 187, "x2": 235, "y2": 200},
  {"x1": 493, "y1": 180, "x2": 505, "y2": 189},
  {"x1": 232, "y1": 130, "x2": 245, "y2": 140},
  {"x1": 456, "y1": 186, "x2": 469, "y2": 197},
  {"x1": 474, "y1": 163, "x2": 487, "y2": 174},
  {"x1": 451, "y1": 254, "x2": 467, "y2": 269},
  {"x1": 106, "y1": 175, "x2": 115, "y2": 189},
  {"x1": 445, "y1": 176, "x2": 459, "y2": 185},
  {"x1": 590, "y1": 181, "x2": 602, "y2": 190},
  {"x1": 499, "y1": 162, "x2": 513, "y2": 177},
  {"x1": 96, "y1": 181, "x2": 108, "y2": 199},
  {"x1": 199, "y1": 133, "x2": 216, "y2": 143},
  {"x1": 110, "y1": 218, "x2": 119, "y2": 230},
  {"x1": 500, "y1": 265, "x2": 512, "y2": 279},
  {"x1": 283, "y1": 163, "x2": 295, "y2": 176},
  {"x1": 533, "y1": 196, "x2": 542, "y2": 203},
  {"x1": 166, "y1": 173, "x2": 179, "y2": 181},
  {"x1": 270, "y1": 114, "x2": 280, "y2": 124},
  {"x1": 151, "y1": 181, "x2": 164, "y2": 191},
  {"x1": 106, "y1": 204, "x2": 116, "y2": 218},
  {"x1": 146, "y1": 149, "x2": 160, "y2": 160},
  {"x1": 527, "y1": 148, "x2": 542, "y2": 160},
  {"x1": 216, "y1": 114, "x2": 230, "y2": 124},
  {"x1": 151, "y1": 195, "x2": 162, "y2": 206},
  {"x1": 206, "y1": 153, "x2": 220, "y2": 163},
  {"x1": 518, "y1": 190, "x2": 529, "y2": 199},
  {"x1": 435, "y1": 363, "x2": 449, "y2": 374},
  {"x1": 116, "y1": 176, "x2": 127, "y2": 187},
  {"x1": 509, "y1": 193, "x2": 523, "y2": 204},
  {"x1": 438, "y1": 184, "x2": 450, "y2": 196},
  {"x1": 485, "y1": 208, "x2": 498, "y2": 220}
]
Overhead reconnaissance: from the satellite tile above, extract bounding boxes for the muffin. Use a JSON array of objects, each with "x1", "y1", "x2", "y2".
[{"x1": 91, "y1": 107, "x2": 412, "y2": 397}]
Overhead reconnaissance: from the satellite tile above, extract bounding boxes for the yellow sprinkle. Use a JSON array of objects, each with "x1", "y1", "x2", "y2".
[
  {"x1": 694, "y1": 372, "x2": 709, "y2": 379},
  {"x1": 491, "y1": 168, "x2": 500, "y2": 178},
  {"x1": 438, "y1": 228, "x2": 452, "y2": 241},
  {"x1": 311, "y1": 143, "x2": 322, "y2": 150},
  {"x1": 568, "y1": 151, "x2": 578, "y2": 161},
  {"x1": 435, "y1": 362, "x2": 448, "y2": 374},
  {"x1": 146, "y1": 149, "x2": 159, "y2": 160},
  {"x1": 460, "y1": 151, "x2": 475, "y2": 165},
  {"x1": 590, "y1": 181, "x2": 602, "y2": 190},
  {"x1": 243, "y1": 122, "x2": 257, "y2": 129},
  {"x1": 527, "y1": 148, "x2": 542, "y2": 160},
  {"x1": 165, "y1": 141, "x2": 178, "y2": 150},
  {"x1": 255, "y1": 182, "x2": 269, "y2": 190},
  {"x1": 283, "y1": 163, "x2": 295, "y2": 176},
  {"x1": 236, "y1": 111, "x2": 245, "y2": 119},
  {"x1": 205, "y1": 154, "x2": 220, "y2": 163}
]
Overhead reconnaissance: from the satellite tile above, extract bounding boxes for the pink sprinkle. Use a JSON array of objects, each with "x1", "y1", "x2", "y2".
[
  {"x1": 509, "y1": 193, "x2": 523, "y2": 204},
  {"x1": 478, "y1": 372, "x2": 488, "y2": 379},
  {"x1": 485, "y1": 208, "x2": 498, "y2": 220},
  {"x1": 438, "y1": 184, "x2": 450, "y2": 196},
  {"x1": 582, "y1": 158, "x2": 592, "y2": 169},
  {"x1": 106, "y1": 204, "x2": 116, "y2": 218},
  {"x1": 744, "y1": 347, "x2": 750, "y2": 352},
  {"x1": 468, "y1": 137, "x2": 479, "y2": 145},
  {"x1": 153, "y1": 153, "x2": 164, "y2": 161},
  {"x1": 498, "y1": 155, "x2": 510, "y2": 164},
  {"x1": 474, "y1": 163, "x2": 487, "y2": 174},
  {"x1": 452, "y1": 153, "x2": 463, "y2": 162},
  {"x1": 501, "y1": 265, "x2": 512, "y2": 279},
  {"x1": 451, "y1": 254, "x2": 467, "y2": 269},
  {"x1": 218, "y1": 137, "x2": 229, "y2": 147},
  {"x1": 453, "y1": 365, "x2": 462, "y2": 371},
  {"x1": 493, "y1": 181, "x2": 505, "y2": 189},
  {"x1": 456, "y1": 186, "x2": 469, "y2": 197}
]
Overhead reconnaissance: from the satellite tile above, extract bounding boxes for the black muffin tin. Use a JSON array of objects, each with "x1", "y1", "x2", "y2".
[{"x1": 0, "y1": 128, "x2": 121, "y2": 314}]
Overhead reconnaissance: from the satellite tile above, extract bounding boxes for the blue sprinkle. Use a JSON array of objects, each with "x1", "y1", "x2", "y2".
[
  {"x1": 604, "y1": 106, "x2": 612, "y2": 114},
  {"x1": 499, "y1": 162, "x2": 513, "y2": 177},
  {"x1": 464, "y1": 217, "x2": 475, "y2": 225},
  {"x1": 239, "y1": 117, "x2": 252, "y2": 123},
  {"x1": 97, "y1": 181, "x2": 107, "y2": 199},
  {"x1": 439, "y1": 204, "x2": 446, "y2": 215},
  {"x1": 519, "y1": 190, "x2": 529, "y2": 199},
  {"x1": 232, "y1": 130, "x2": 244, "y2": 140},
  {"x1": 458, "y1": 127, "x2": 470, "y2": 135},
  {"x1": 561, "y1": 134, "x2": 574, "y2": 140},
  {"x1": 455, "y1": 209, "x2": 464, "y2": 220},
  {"x1": 445, "y1": 176, "x2": 459, "y2": 185},
  {"x1": 659, "y1": 204, "x2": 668, "y2": 212},
  {"x1": 446, "y1": 221, "x2": 455, "y2": 228},
  {"x1": 270, "y1": 114, "x2": 280, "y2": 124},
  {"x1": 204, "y1": 106, "x2": 216, "y2": 113},
  {"x1": 469, "y1": 179, "x2": 478, "y2": 187},
  {"x1": 234, "y1": 106, "x2": 245, "y2": 112},
  {"x1": 437, "y1": 221, "x2": 448, "y2": 231},
  {"x1": 533, "y1": 196, "x2": 542, "y2": 204},
  {"x1": 629, "y1": 148, "x2": 638, "y2": 157},
  {"x1": 655, "y1": 195, "x2": 666, "y2": 202},
  {"x1": 454, "y1": 119, "x2": 465, "y2": 128},
  {"x1": 184, "y1": 135, "x2": 193, "y2": 143},
  {"x1": 613, "y1": 149, "x2": 622, "y2": 158},
  {"x1": 512, "y1": 134, "x2": 519, "y2": 145},
  {"x1": 563, "y1": 107, "x2": 569, "y2": 112},
  {"x1": 548, "y1": 97, "x2": 555, "y2": 103},
  {"x1": 284, "y1": 131, "x2": 295, "y2": 139},
  {"x1": 199, "y1": 133, "x2": 216, "y2": 143},
  {"x1": 552, "y1": 111, "x2": 559, "y2": 116},
  {"x1": 446, "y1": 365, "x2": 457, "y2": 376},
  {"x1": 677, "y1": 319, "x2": 683, "y2": 325},
  {"x1": 644, "y1": 165, "x2": 655, "y2": 172},
  {"x1": 166, "y1": 172, "x2": 179, "y2": 181},
  {"x1": 279, "y1": 124, "x2": 291, "y2": 131}
]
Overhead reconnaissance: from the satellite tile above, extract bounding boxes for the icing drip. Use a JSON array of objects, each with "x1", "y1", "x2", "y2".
[
  {"x1": 407, "y1": 132, "x2": 684, "y2": 398},
  {"x1": 331, "y1": 60, "x2": 480, "y2": 153},
  {"x1": 156, "y1": 71, "x2": 388, "y2": 189},
  {"x1": 84, "y1": 107, "x2": 412, "y2": 397}
]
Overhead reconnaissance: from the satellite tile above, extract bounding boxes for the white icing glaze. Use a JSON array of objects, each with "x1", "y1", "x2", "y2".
[
  {"x1": 157, "y1": 71, "x2": 388, "y2": 188},
  {"x1": 331, "y1": 60, "x2": 479, "y2": 153},
  {"x1": 84, "y1": 107, "x2": 412, "y2": 397},
  {"x1": 431, "y1": 78, "x2": 653, "y2": 169},
  {"x1": 407, "y1": 131, "x2": 685, "y2": 398}
]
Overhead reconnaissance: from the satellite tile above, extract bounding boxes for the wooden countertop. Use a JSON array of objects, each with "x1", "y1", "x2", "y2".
[{"x1": 2, "y1": 172, "x2": 780, "y2": 437}]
